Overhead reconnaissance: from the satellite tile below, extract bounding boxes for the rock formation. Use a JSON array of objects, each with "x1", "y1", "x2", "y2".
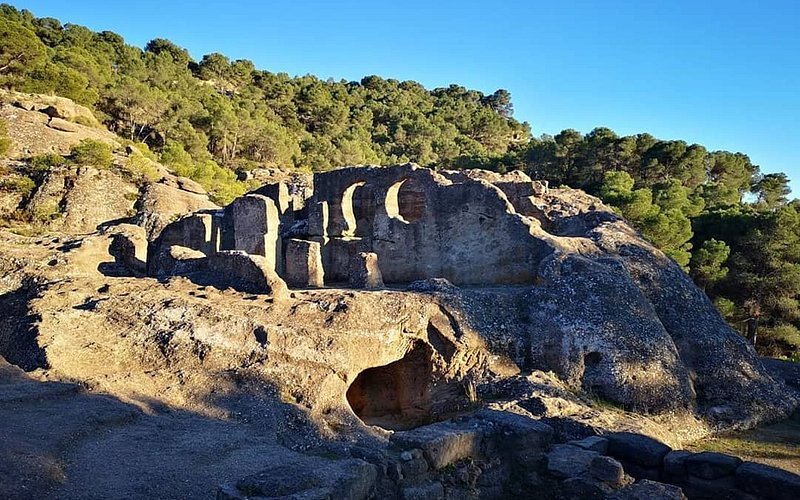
[
  {"x1": 1, "y1": 162, "x2": 798, "y2": 499},
  {"x1": 148, "y1": 163, "x2": 797, "y2": 423}
]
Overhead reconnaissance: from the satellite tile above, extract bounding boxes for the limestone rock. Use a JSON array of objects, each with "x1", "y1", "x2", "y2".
[
  {"x1": 2, "y1": 90, "x2": 102, "y2": 127},
  {"x1": 546, "y1": 443, "x2": 598, "y2": 479},
  {"x1": 107, "y1": 224, "x2": 148, "y2": 276},
  {"x1": 157, "y1": 248, "x2": 288, "y2": 298},
  {"x1": 609, "y1": 479, "x2": 687, "y2": 500},
  {"x1": 391, "y1": 420, "x2": 483, "y2": 470},
  {"x1": 27, "y1": 166, "x2": 139, "y2": 234},
  {"x1": 401, "y1": 481, "x2": 444, "y2": 500},
  {"x1": 0, "y1": 93, "x2": 117, "y2": 159},
  {"x1": 175, "y1": 176, "x2": 206, "y2": 195},
  {"x1": 735, "y1": 461, "x2": 800, "y2": 500},
  {"x1": 685, "y1": 451, "x2": 742, "y2": 480},
  {"x1": 285, "y1": 239, "x2": 324, "y2": 288},
  {"x1": 349, "y1": 252, "x2": 384, "y2": 289},
  {"x1": 219, "y1": 458, "x2": 377, "y2": 500},
  {"x1": 46, "y1": 117, "x2": 80, "y2": 133},
  {"x1": 606, "y1": 432, "x2": 672, "y2": 469},
  {"x1": 135, "y1": 182, "x2": 219, "y2": 240}
]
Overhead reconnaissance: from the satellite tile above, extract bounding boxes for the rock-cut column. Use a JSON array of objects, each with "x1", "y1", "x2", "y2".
[{"x1": 231, "y1": 194, "x2": 281, "y2": 271}]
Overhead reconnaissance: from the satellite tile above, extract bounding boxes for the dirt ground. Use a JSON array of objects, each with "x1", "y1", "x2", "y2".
[{"x1": 0, "y1": 357, "x2": 317, "y2": 500}]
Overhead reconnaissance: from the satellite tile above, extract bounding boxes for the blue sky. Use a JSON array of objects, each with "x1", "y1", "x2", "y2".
[{"x1": 15, "y1": 1, "x2": 800, "y2": 186}]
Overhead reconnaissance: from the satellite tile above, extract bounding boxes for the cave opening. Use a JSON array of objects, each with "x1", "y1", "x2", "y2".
[{"x1": 346, "y1": 342, "x2": 434, "y2": 430}]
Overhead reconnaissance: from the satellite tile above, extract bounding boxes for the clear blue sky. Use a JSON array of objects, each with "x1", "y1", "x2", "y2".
[{"x1": 14, "y1": 0, "x2": 800, "y2": 185}]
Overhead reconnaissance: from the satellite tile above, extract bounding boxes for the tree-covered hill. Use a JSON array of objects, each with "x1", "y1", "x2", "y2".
[{"x1": 0, "y1": 3, "x2": 798, "y2": 360}]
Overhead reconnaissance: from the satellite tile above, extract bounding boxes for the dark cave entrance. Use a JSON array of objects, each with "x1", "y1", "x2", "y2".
[{"x1": 346, "y1": 342, "x2": 434, "y2": 430}]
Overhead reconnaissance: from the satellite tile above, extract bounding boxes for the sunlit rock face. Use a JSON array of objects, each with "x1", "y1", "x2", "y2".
[{"x1": 137, "y1": 164, "x2": 797, "y2": 424}]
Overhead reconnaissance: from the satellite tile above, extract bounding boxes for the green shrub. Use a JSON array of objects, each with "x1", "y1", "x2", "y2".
[
  {"x1": 122, "y1": 150, "x2": 160, "y2": 183},
  {"x1": 32, "y1": 200, "x2": 61, "y2": 223},
  {"x1": 70, "y1": 139, "x2": 114, "y2": 169},
  {"x1": 72, "y1": 115, "x2": 97, "y2": 128},
  {"x1": 30, "y1": 153, "x2": 66, "y2": 172},
  {"x1": 160, "y1": 141, "x2": 245, "y2": 204},
  {"x1": 0, "y1": 119, "x2": 11, "y2": 157},
  {"x1": 767, "y1": 323, "x2": 800, "y2": 350},
  {"x1": 0, "y1": 176, "x2": 35, "y2": 195}
]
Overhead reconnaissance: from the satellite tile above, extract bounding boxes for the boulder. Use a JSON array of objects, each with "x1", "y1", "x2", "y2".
[
  {"x1": 590, "y1": 455, "x2": 627, "y2": 487},
  {"x1": 135, "y1": 182, "x2": 219, "y2": 240},
  {"x1": 400, "y1": 481, "x2": 444, "y2": 500},
  {"x1": 685, "y1": 451, "x2": 741, "y2": 480},
  {"x1": 570, "y1": 436, "x2": 609, "y2": 454},
  {"x1": 546, "y1": 444, "x2": 598, "y2": 479},
  {"x1": 391, "y1": 420, "x2": 483, "y2": 470},
  {"x1": 175, "y1": 176, "x2": 206, "y2": 195},
  {"x1": 735, "y1": 461, "x2": 800, "y2": 500},
  {"x1": 27, "y1": 166, "x2": 139, "y2": 234},
  {"x1": 606, "y1": 432, "x2": 672, "y2": 468},
  {"x1": 46, "y1": 117, "x2": 80, "y2": 133},
  {"x1": 662, "y1": 450, "x2": 692, "y2": 481},
  {"x1": 219, "y1": 458, "x2": 377, "y2": 500}
]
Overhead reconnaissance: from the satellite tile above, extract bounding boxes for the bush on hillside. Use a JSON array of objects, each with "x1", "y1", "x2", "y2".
[
  {"x1": 70, "y1": 139, "x2": 114, "y2": 169},
  {"x1": 0, "y1": 119, "x2": 11, "y2": 157}
]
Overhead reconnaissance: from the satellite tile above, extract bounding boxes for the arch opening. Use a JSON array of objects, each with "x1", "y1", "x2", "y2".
[
  {"x1": 341, "y1": 181, "x2": 366, "y2": 237},
  {"x1": 346, "y1": 342, "x2": 434, "y2": 430},
  {"x1": 385, "y1": 178, "x2": 426, "y2": 224}
]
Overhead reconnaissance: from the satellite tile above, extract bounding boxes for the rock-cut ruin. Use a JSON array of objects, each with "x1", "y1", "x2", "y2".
[
  {"x1": 144, "y1": 163, "x2": 796, "y2": 430},
  {"x1": 148, "y1": 163, "x2": 555, "y2": 289}
]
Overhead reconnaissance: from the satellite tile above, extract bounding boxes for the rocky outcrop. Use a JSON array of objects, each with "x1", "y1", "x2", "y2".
[
  {"x1": 145, "y1": 163, "x2": 797, "y2": 424},
  {"x1": 0, "y1": 96, "x2": 117, "y2": 159},
  {"x1": 134, "y1": 182, "x2": 219, "y2": 240},
  {"x1": 26, "y1": 165, "x2": 139, "y2": 234},
  {"x1": 1, "y1": 162, "x2": 799, "y2": 498}
]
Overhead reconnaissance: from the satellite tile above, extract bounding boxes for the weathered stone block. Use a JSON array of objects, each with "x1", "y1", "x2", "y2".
[
  {"x1": 349, "y1": 252, "x2": 384, "y2": 289},
  {"x1": 391, "y1": 421, "x2": 483, "y2": 470},
  {"x1": 231, "y1": 194, "x2": 280, "y2": 269},
  {"x1": 606, "y1": 432, "x2": 672, "y2": 468},
  {"x1": 570, "y1": 436, "x2": 609, "y2": 454},
  {"x1": 307, "y1": 200, "x2": 329, "y2": 237},
  {"x1": 546, "y1": 444, "x2": 598, "y2": 479},
  {"x1": 107, "y1": 224, "x2": 148, "y2": 276},
  {"x1": 285, "y1": 239, "x2": 324, "y2": 288},
  {"x1": 735, "y1": 461, "x2": 800, "y2": 500},
  {"x1": 609, "y1": 479, "x2": 687, "y2": 500},
  {"x1": 662, "y1": 450, "x2": 692, "y2": 481},
  {"x1": 685, "y1": 451, "x2": 741, "y2": 480},
  {"x1": 401, "y1": 481, "x2": 443, "y2": 500},
  {"x1": 590, "y1": 455, "x2": 627, "y2": 487},
  {"x1": 204, "y1": 251, "x2": 288, "y2": 298}
]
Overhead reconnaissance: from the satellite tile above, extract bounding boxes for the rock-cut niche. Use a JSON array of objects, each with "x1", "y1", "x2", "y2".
[{"x1": 346, "y1": 341, "x2": 434, "y2": 430}]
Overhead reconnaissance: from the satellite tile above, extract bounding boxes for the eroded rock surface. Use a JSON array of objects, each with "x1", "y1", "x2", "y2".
[{"x1": 1, "y1": 163, "x2": 798, "y2": 498}]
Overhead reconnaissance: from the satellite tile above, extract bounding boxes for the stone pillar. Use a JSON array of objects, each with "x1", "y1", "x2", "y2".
[
  {"x1": 307, "y1": 200, "x2": 329, "y2": 239},
  {"x1": 285, "y1": 239, "x2": 325, "y2": 288},
  {"x1": 231, "y1": 194, "x2": 281, "y2": 270},
  {"x1": 349, "y1": 252, "x2": 384, "y2": 289}
]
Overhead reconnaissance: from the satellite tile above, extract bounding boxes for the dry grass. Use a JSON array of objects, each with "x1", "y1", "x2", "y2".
[{"x1": 688, "y1": 411, "x2": 800, "y2": 474}]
